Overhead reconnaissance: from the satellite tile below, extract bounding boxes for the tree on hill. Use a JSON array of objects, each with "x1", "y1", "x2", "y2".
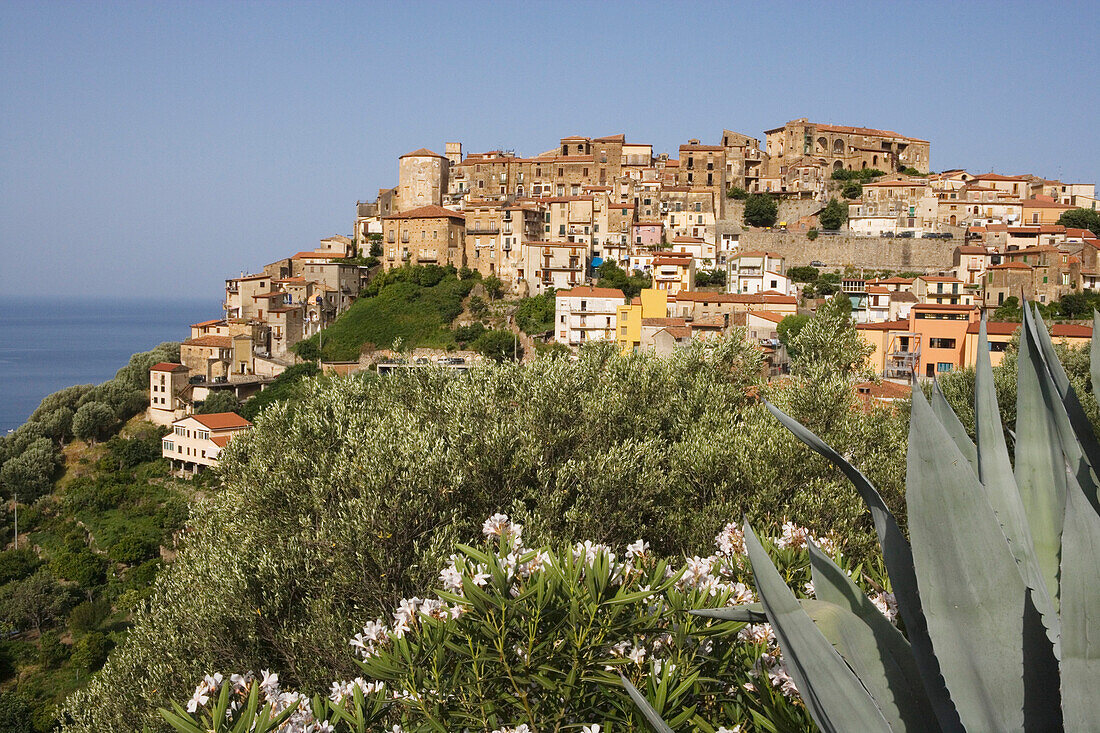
[
  {"x1": 482, "y1": 275, "x2": 504, "y2": 301},
  {"x1": 743, "y1": 194, "x2": 778, "y2": 228},
  {"x1": 0, "y1": 437, "x2": 60, "y2": 501},
  {"x1": 789, "y1": 292, "x2": 870, "y2": 377},
  {"x1": 818, "y1": 198, "x2": 848, "y2": 231},
  {"x1": 514, "y1": 291, "x2": 556, "y2": 335},
  {"x1": 72, "y1": 402, "x2": 116, "y2": 444},
  {"x1": 776, "y1": 313, "x2": 810, "y2": 353},
  {"x1": 786, "y1": 266, "x2": 819, "y2": 283},
  {"x1": 596, "y1": 261, "x2": 649, "y2": 299},
  {"x1": 1057, "y1": 208, "x2": 1100, "y2": 236},
  {"x1": 842, "y1": 180, "x2": 862, "y2": 199},
  {"x1": 196, "y1": 390, "x2": 239, "y2": 415},
  {"x1": 474, "y1": 330, "x2": 522, "y2": 362}
]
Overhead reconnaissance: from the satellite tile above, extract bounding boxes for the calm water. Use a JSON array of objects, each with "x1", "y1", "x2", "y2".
[{"x1": 0, "y1": 297, "x2": 216, "y2": 432}]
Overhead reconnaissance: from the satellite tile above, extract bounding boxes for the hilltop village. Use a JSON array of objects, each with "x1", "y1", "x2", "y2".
[{"x1": 149, "y1": 118, "x2": 1100, "y2": 473}]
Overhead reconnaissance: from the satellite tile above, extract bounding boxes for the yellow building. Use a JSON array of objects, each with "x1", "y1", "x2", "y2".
[{"x1": 616, "y1": 289, "x2": 669, "y2": 352}]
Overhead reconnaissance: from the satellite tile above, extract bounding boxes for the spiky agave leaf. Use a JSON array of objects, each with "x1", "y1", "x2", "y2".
[
  {"x1": 1058, "y1": 469, "x2": 1100, "y2": 728},
  {"x1": 1015, "y1": 309, "x2": 1068, "y2": 613},
  {"x1": 742, "y1": 520, "x2": 891, "y2": 732},
  {"x1": 1029, "y1": 304, "x2": 1100, "y2": 515},
  {"x1": 806, "y1": 540, "x2": 937, "y2": 731},
  {"x1": 617, "y1": 673, "x2": 674, "y2": 733},
  {"x1": 909, "y1": 383, "x2": 1029, "y2": 730},
  {"x1": 930, "y1": 377, "x2": 976, "y2": 471},
  {"x1": 764, "y1": 399, "x2": 962, "y2": 731},
  {"x1": 971, "y1": 316, "x2": 1062, "y2": 666}
]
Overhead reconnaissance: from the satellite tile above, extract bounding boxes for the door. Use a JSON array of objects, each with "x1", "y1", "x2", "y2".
[{"x1": 926, "y1": 363, "x2": 935, "y2": 378}]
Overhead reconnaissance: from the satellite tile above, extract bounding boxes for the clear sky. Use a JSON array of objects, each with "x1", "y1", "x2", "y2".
[{"x1": 2, "y1": 1, "x2": 1097, "y2": 302}]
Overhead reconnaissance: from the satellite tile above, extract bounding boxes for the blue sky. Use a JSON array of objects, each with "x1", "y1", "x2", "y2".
[{"x1": 1, "y1": 1, "x2": 1097, "y2": 301}]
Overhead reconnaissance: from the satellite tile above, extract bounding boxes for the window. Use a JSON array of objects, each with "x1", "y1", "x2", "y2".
[
  {"x1": 937, "y1": 362, "x2": 953, "y2": 373},
  {"x1": 929, "y1": 338, "x2": 956, "y2": 349},
  {"x1": 163, "y1": 440, "x2": 174, "y2": 451}
]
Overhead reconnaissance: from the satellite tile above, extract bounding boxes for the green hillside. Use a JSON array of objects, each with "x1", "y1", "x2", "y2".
[{"x1": 297, "y1": 265, "x2": 475, "y2": 361}]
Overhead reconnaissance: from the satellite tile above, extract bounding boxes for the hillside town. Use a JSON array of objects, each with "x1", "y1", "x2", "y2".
[{"x1": 150, "y1": 118, "x2": 1100, "y2": 471}]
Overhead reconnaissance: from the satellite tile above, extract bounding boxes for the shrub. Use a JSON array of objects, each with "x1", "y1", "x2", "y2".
[
  {"x1": 466, "y1": 294, "x2": 487, "y2": 319},
  {"x1": 69, "y1": 600, "x2": 111, "y2": 634},
  {"x1": 0, "y1": 691, "x2": 33, "y2": 733},
  {"x1": 743, "y1": 194, "x2": 778, "y2": 228},
  {"x1": 841, "y1": 180, "x2": 862, "y2": 199},
  {"x1": 806, "y1": 227, "x2": 819, "y2": 240},
  {"x1": 51, "y1": 547, "x2": 107, "y2": 588},
  {"x1": 108, "y1": 532, "x2": 161, "y2": 565},
  {"x1": 0, "y1": 549, "x2": 40, "y2": 585},
  {"x1": 728, "y1": 186, "x2": 749, "y2": 199},
  {"x1": 1057, "y1": 207, "x2": 1100, "y2": 236},
  {"x1": 37, "y1": 633, "x2": 69, "y2": 668},
  {"x1": 596, "y1": 261, "x2": 649, "y2": 299},
  {"x1": 452, "y1": 322, "x2": 486, "y2": 344},
  {"x1": 473, "y1": 329, "x2": 522, "y2": 362},
  {"x1": 70, "y1": 633, "x2": 109, "y2": 673},
  {"x1": 0, "y1": 438, "x2": 60, "y2": 501}
]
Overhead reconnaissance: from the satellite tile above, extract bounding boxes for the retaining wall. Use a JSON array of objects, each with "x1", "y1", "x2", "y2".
[{"x1": 738, "y1": 231, "x2": 957, "y2": 271}]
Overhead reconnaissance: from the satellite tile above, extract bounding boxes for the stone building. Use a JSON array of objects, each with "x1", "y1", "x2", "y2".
[
  {"x1": 764, "y1": 119, "x2": 930, "y2": 175},
  {"x1": 381, "y1": 204, "x2": 466, "y2": 269},
  {"x1": 395, "y1": 148, "x2": 450, "y2": 212}
]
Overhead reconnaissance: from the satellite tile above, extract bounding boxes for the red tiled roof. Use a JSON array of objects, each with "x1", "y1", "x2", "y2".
[
  {"x1": 856, "y1": 319, "x2": 909, "y2": 331},
  {"x1": 383, "y1": 205, "x2": 466, "y2": 221},
  {"x1": 189, "y1": 412, "x2": 253, "y2": 430},
  {"x1": 182, "y1": 335, "x2": 232, "y2": 348},
  {"x1": 399, "y1": 147, "x2": 446, "y2": 159},
  {"x1": 747, "y1": 311, "x2": 787, "y2": 323},
  {"x1": 910, "y1": 303, "x2": 978, "y2": 311},
  {"x1": 150, "y1": 362, "x2": 188, "y2": 372},
  {"x1": 291, "y1": 251, "x2": 345, "y2": 260},
  {"x1": 990, "y1": 262, "x2": 1032, "y2": 270},
  {"x1": 190, "y1": 319, "x2": 224, "y2": 328},
  {"x1": 556, "y1": 285, "x2": 626, "y2": 299}
]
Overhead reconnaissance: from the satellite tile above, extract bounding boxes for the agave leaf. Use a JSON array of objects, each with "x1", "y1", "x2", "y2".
[
  {"x1": 1059, "y1": 470, "x2": 1100, "y2": 728},
  {"x1": 908, "y1": 383, "x2": 1027, "y2": 731},
  {"x1": 742, "y1": 520, "x2": 891, "y2": 733},
  {"x1": 971, "y1": 315, "x2": 1062, "y2": 657},
  {"x1": 1015, "y1": 309, "x2": 1067, "y2": 613},
  {"x1": 765, "y1": 399, "x2": 962, "y2": 731},
  {"x1": 1093, "y1": 310, "x2": 1100, "y2": 408},
  {"x1": 1029, "y1": 304, "x2": 1100, "y2": 515},
  {"x1": 618, "y1": 672, "x2": 674, "y2": 733},
  {"x1": 807, "y1": 540, "x2": 938, "y2": 731},
  {"x1": 931, "y1": 377, "x2": 976, "y2": 471}
]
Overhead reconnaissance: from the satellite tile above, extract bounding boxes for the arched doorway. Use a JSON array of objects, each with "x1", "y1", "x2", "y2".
[
  {"x1": 950, "y1": 214, "x2": 957, "y2": 226},
  {"x1": 833, "y1": 139, "x2": 845, "y2": 155},
  {"x1": 833, "y1": 160, "x2": 843, "y2": 171},
  {"x1": 816, "y1": 136, "x2": 828, "y2": 153}
]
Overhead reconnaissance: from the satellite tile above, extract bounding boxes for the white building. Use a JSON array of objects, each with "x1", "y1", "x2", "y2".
[
  {"x1": 162, "y1": 412, "x2": 252, "y2": 476},
  {"x1": 554, "y1": 285, "x2": 626, "y2": 347},
  {"x1": 727, "y1": 251, "x2": 792, "y2": 295}
]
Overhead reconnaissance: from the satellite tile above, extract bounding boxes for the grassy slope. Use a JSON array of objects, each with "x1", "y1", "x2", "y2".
[{"x1": 305, "y1": 278, "x2": 472, "y2": 361}]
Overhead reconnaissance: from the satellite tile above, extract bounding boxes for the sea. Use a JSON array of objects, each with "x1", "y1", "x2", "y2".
[{"x1": 0, "y1": 297, "x2": 216, "y2": 433}]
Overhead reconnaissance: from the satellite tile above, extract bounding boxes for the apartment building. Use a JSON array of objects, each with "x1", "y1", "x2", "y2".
[
  {"x1": 651, "y1": 254, "x2": 696, "y2": 295},
  {"x1": 727, "y1": 251, "x2": 790, "y2": 295},
  {"x1": 523, "y1": 241, "x2": 587, "y2": 295},
  {"x1": 162, "y1": 412, "x2": 252, "y2": 477},
  {"x1": 554, "y1": 285, "x2": 625, "y2": 347},
  {"x1": 858, "y1": 304, "x2": 979, "y2": 379},
  {"x1": 912, "y1": 276, "x2": 974, "y2": 306}
]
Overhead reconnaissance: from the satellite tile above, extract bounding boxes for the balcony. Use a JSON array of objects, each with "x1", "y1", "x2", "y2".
[{"x1": 467, "y1": 225, "x2": 500, "y2": 235}]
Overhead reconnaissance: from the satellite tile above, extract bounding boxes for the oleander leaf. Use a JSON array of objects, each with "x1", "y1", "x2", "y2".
[
  {"x1": 743, "y1": 520, "x2": 891, "y2": 733},
  {"x1": 618, "y1": 672, "x2": 674, "y2": 733},
  {"x1": 1059, "y1": 470, "x2": 1100, "y2": 729},
  {"x1": 908, "y1": 383, "x2": 1027, "y2": 731},
  {"x1": 765, "y1": 399, "x2": 962, "y2": 731}
]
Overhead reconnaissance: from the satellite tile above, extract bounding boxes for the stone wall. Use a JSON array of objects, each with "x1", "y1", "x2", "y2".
[{"x1": 738, "y1": 231, "x2": 957, "y2": 271}]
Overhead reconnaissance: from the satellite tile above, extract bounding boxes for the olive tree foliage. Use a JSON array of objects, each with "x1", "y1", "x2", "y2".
[
  {"x1": 62, "y1": 336, "x2": 908, "y2": 733},
  {"x1": 789, "y1": 293, "x2": 873, "y2": 379},
  {"x1": 72, "y1": 402, "x2": 117, "y2": 444},
  {"x1": 0, "y1": 437, "x2": 61, "y2": 501}
]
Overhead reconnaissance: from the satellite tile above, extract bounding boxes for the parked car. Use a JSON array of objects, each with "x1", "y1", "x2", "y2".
[
  {"x1": 898, "y1": 231, "x2": 914, "y2": 238},
  {"x1": 882, "y1": 232, "x2": 895, "y2": 238},
  {"x1": 810, "y1": 260, "x2": 825, "y2": 267}
]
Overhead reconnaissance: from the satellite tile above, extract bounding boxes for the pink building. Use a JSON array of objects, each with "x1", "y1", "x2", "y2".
[{"x1": 632, "y1": 221, "x2": 664, "y2": 248}]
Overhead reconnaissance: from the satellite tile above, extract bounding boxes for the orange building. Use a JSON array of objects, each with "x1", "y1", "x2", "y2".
[{"x1": 858, "y1": 304, "x2": 980, "y2": 378}]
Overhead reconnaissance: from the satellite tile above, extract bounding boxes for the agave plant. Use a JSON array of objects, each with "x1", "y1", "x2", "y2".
[{"x1": 626, "y1": 305, "x2": 1100, "y2": 731}]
